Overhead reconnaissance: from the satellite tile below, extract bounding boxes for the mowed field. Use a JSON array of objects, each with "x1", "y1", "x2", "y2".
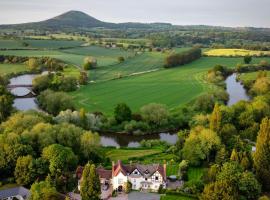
[
  {"x1": 0, "y1": 63, "x2": 28, "y2": 75},
  {"x1": 71, "y1": 57, "x2": 270, "y2": 114},
  {"x1": 239, "y1": 70, "x2": 270, "y2": 82},
  {"x1": 204, "y1": 48, "x2": 270, "y2": 57}
]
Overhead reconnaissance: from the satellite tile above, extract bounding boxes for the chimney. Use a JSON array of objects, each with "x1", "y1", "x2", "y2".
[
  {"x1": 112, "y1": 161, "x2": 115, "y2": 177},
  {"x1": 163, "y1": 161, "x2": 167, "y2": 181}
]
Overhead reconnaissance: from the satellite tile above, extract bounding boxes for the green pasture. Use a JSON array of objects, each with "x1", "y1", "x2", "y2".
[
  {"x1": 0, "y1": 39, "x2": 26, "y2": 49},
  {"x1": 187, "y1": 167, "x2": 205, "y2": 182},
  {"x1": 239, "y1": 71, "x2": 270, "y2": 82},
  {"x1": 0, "y1": 63, "x2": 28, "y2": 75},
  {"x1": 71, "y1": 57, "x2": 270, "y2": 114},
  {"x1": 90, "y1": 52, "x2": 166, "y2": 81},
  {"x1": 61, "y1": 46, "x2": 135, "y2": 67},
  {"x1": 24, "y1": 39, "x2": 84, "y2": 49}
]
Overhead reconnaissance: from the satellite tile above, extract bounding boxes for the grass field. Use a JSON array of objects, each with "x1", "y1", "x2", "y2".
[
  {"x1": 0, "y1": 63, "x2": 28, "y2": 75},
  {"x1": 104, "y1": 148, "x2": 162, "y2": 162},
  {"x1": 0, "y1": 39, "x2": 26, "y2": 49},
  {"x1": 160, "y1": 195, "x2": 196, "y2": 200},
  {"x1": 238, "y1": 71, "x2": 270, "y2": 82},
  {"x1": 61, "y1": 46, "x2": 135, "y2": 67},
  {"x1": 24, "y1": 39, "x2": 84, "y2": 49},
  {"x1": 71, "y1": 57, "x2": 270, "y2": 114},
  {"x1": 204, "y1": 48, "x2": 270, "y2": 57}
]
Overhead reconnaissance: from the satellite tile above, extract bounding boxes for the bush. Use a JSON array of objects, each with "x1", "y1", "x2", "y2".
[
  {"x1": 37, "y1": 90, "x2": 75, "y2": 115},
  {"x1": 114, "y1": 103, "x2": 132, "y2": 124}
]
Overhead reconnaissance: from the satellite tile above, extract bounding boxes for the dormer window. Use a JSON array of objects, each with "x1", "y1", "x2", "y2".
[{"x1": 145, "y1": 170, "x2": 149, "y2": 174}]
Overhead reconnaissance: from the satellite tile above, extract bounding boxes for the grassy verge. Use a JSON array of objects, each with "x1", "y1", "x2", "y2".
[{"x1": 160, "y1": 194, "x2": 197, "y2": 200}]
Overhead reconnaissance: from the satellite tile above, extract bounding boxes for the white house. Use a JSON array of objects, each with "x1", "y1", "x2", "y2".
[{"x1": 77, "y1": 160, "x2": 167, "y2": 193}]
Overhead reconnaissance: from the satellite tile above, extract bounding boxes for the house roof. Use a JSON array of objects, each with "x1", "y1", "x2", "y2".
[
  {"x1": 76, "y1": 166, "x2": 112, "y2": 180},
  {"x1": 113, "y1": 161, "x2": 166, "y2": 179},
  {"x1": 0, "y1": 186, "x2": 30, "y2": 199}
]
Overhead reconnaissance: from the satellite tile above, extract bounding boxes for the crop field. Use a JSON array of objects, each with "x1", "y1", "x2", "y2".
[
  {"x1": 204, "y1": 48, "x2": 270, "y2": 57},
  {"x1": 0, "y1": 63, "x2": 28, "y2": 75}
]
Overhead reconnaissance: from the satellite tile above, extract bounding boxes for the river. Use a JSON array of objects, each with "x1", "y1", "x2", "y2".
[
  {"x1": 8, "y1": 72, "x2": 250, "y2": 147},
  {"x1": 225, "y1": 73, "x2": 250, "y2": 106}
]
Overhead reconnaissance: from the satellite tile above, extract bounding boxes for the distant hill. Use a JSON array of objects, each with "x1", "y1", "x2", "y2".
[{"x1": 0, "y1": 10, "x2": 173, "y2": 31}]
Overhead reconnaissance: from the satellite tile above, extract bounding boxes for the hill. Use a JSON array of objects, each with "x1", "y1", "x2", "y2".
[{"x1": 0, "y1": 10, "x2": 172, "y2": 31}]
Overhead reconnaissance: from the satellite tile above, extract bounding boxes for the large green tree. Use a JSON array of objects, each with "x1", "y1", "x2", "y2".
[
  {"x1": 80, "y1": 163, "x2": 101, "y2": 200},
  {"x1": 29, "y1": 181, "x2": 59, "y2": 200},
  {"x1": 114, "y1": 103, "x2": 132, "y2": 123},
  {"x1": 14, "y1": 155, "x2": 35, "y2": 185},
  {"x1": 254, "y1": 117, "x2": 270, "y2": 191}
]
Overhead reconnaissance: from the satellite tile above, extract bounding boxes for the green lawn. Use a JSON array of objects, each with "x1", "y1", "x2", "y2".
[
  {"x1": 104, "y1": 148, "x2": 162, "y2": 162},
  {"x1": 187, "y1": 167, "x2": 205, "y2": 182},
  {"x1": 160, "y1": 194, "x2": 196, "y2": 200},
  {"x1": 0, "y1": 63, "x2": 28, "y2": 75},
  {"x1": 238, "y1": 71, "x2": 270, "y2": 82},
  {"x1": 0, "y1": 39, "x2": 27, "y2": 49},
  {"x1": 70, "y1": 57, "x2": 270, "y2": 114}
]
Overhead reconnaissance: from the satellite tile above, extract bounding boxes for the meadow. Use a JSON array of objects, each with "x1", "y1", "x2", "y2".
[
  {"x1": 0, "y1": 63, "x2": 28, "y2": 75},
  {"x1": 71, "y1": 57, "x2": 251, "y2": 114},
  {"x1": 238, "y1": 71, "x2": 270, "y2": 82},
  {"x1": 204, "y1": 48, "x2": 270, "y2": 57}
]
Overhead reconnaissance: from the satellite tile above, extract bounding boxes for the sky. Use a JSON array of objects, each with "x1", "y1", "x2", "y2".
[{"x1": 0, "y1": 0, "x2": 269, "y2": 28}]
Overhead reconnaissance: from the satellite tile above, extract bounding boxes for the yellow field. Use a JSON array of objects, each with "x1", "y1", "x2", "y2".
[{"x1": 204, "y1": 49, "x2": 270, "y2": 57}]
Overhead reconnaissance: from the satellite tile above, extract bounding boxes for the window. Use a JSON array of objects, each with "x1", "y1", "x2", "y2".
[
  {"x1": 155, "y1": 176, "x2": 159, "y2": 181},
  {"x1": 118, "y1": 179, "x2": 123, "y2": 184},
  {"x1": 145, "y1": 178, "x2": 148, "y2": 181}
]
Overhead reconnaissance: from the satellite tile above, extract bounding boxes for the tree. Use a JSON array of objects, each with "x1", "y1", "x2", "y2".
[
  {"x1": 230, "y1": 149, "x2": 239, "y2": 162},
  {"x1": 238, "y1": 172, "x2": 261, "y2": 200},
  {"x1": 14, "y1": 155, "x2": 35, "y2": 185},
  {"x1": 124, "y1": 181, "x2": 132, "y2": 193},
  {"x1": 200, "y1": 180, "x2": 237, "y2": 200},
  {"x1": 80, "y1": 131, "x2": 101, "y2": 160},
  {"x1": 118, "y1": 56, "x2": 125, "y2": 62},
  {"x1": 114, "y1": 103, "x2": 132, "y2": 123},
  {"x1": 254, "y1": 117, "x2": 270, "y2": 191},
  {"x1": 244, "y1": 55, "x2": 252, "y2": 64},
  {"x1": 0, "y1": 93, "x2": 13, "y2": 122},
  {"x1": 79, "y1": 71, "x2": 88, "y2": 85},
  {"x1": 140, "y1": 103, "x2": 169, "y2": 127},
  {"x1": 42, "y1": 144, "x2": 78, "y2": 176},
  {"x1": 37, "y1": 90, "x2": 75, "y2": 115},
  {"x1": 209, "y1": 104, "x2": 221, "y2": 132},
  {"x1": 182, "y1": 127, "x2": 221, "y2": 166},
  {"x1": 80, "y1": 163, "x2": 101, "y2": 200},
  {"x1": 27, "y1": 58, "x2": 39, "y2": 71},
  {"x1": 83, "y1": 57, "x2": 97, "y2": 70},
  {"x1": 29, "y1": 181, "x2": 59, "y2": 200}
]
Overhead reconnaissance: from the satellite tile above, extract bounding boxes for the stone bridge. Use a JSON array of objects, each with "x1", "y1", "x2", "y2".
[{"x1": 7, "y1": 84, "x2": 36, "y2": 98}]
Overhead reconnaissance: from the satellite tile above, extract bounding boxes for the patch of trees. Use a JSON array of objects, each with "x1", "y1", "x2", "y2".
[
  {"x1": 207, "y1": 65, "x2": 233, "y2": 85},
  {"x1": 0, "y1": 110, "x2": 102, "y2": 194},
  {"x1": 0, "y1": 82, "x2": 14, "y2": 123},
  {"x1": 33, "y1": 73, "x2": 77, "y2": 93},
  {"x1": 236, "y1": 60, "x2": 270, "y2": 73},
  {"x1": 164, "y1": 48, "x2": 202, "y2": 68},
  {"x1": 37, "y1": 89, "x2": 75, "y2": 115},
  {"x1": 83, "y1": 56, "x2": 97, "y2": 70}
]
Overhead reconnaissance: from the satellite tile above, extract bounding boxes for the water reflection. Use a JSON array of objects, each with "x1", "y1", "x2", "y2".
[
  {"x1": 226, "y1": 73, "x2": 250, "y2": 106},
  {"x1": 100, "y1": 132, "x2": 178, "y2": 147}
]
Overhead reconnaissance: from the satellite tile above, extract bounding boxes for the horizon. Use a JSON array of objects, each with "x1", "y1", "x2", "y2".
[{"x1": 0, "y1": 0, "x2": 269, "y2": 28}]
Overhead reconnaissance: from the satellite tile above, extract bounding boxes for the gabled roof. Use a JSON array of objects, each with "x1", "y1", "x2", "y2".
[
  {"x1": 113, "y1": 161, "x2": 166, "y2": 179},
  {"x1": 76, "y1": 166, "x2": 112, "y2": 180}
]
